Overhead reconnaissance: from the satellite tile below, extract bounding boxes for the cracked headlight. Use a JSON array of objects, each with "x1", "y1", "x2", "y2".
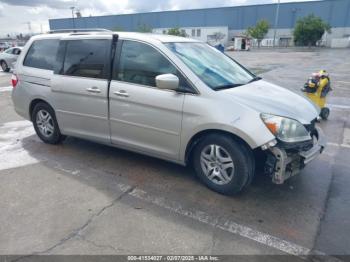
[{"x1": 261, "y1": 113, "x2": 311, "y2": 143}]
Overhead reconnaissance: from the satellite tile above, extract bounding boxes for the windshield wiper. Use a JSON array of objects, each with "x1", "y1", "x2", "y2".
[
  {"x1": 248, "y1": 76, "x2": 262, "y2": 83},
  {"x1": 213, "y1": 83, "x2": 244, "y2": 91}
]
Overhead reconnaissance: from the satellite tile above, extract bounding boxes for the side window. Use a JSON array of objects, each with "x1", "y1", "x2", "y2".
[
  {"x1": 116, "y1": 40, "x2": 189, "y2": 89},
  {"x1": 23, "y1": 39, "x2": 59, "y2": 70},
  {"x1": 63, "y1": 39, "x2": 109, "y2": 79},
  {"x1": 13, "y1": 48, "x2": 21, "y2": 55}
]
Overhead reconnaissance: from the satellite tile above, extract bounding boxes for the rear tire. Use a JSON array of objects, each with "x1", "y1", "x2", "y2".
[
  {"x1": 1, "y1": 60, "x2": 9, "y2": 72},
  {"x1": 320, "y1": 107, "x2": 330, "y2": 120},
  {"x1": 192, "y1": 134, "x2": 255, "y2": 195},
  {"x1": 32, "y1": 102, "x2": 65, "y2": 144}
]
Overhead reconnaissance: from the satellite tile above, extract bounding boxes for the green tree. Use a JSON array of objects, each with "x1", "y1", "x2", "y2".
[
  {"x1": 112, "y1": 26, "x2": 124, "y2": 32},
  {"x1": 246, "y1": 20, "x2": 270, "y2": 48},
  {"x1": 138, "y1": 23, "x2": 152, "y2": 33},
  {"x1": 293, "y1": 14, "x2": 331, "y2": 46},
  {"x1": 167, "y1": 27, "x2": 187, "y2": 37}
]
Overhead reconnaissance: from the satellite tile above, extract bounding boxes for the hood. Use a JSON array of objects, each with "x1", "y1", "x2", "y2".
[{"x1": 221, "y1": 80, "x2": 319, "y2": 124}]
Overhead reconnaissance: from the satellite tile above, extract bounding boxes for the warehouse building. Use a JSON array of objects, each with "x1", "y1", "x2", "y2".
[{"x1": 49, "y1": 0, "x2": 350, "y2": 48}]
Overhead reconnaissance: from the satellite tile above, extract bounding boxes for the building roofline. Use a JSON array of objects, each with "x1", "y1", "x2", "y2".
[{"x1": 49, "y1": 0, "x2": 328, "y2": 22}]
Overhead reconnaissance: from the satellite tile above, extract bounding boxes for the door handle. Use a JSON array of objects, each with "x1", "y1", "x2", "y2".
[
  {"x1": 114, "y1": 90, "x2": 129, "y2": 98},
  {"x1": 86, "y1": 87, "x2": 101, "y2": 93}
]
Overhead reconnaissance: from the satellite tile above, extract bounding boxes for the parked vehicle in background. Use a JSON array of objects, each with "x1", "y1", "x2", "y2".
[
  {"x1": 0, "y1": 42, "x2": 10, "y2": 52},
  {"x1": 0, "y1": 47, "x2": 22, "y2": 72},
  {"x1": 12, "y1": 30, "x2": 325, "y2": 195}
]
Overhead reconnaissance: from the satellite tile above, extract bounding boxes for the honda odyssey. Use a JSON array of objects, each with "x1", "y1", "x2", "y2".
[{"x1": 12, "y1": 30, "x2": 325, "y2": 195}]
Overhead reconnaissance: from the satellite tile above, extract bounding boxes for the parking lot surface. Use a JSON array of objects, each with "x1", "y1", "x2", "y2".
[{"x1": 0, "y1": 48, "x2": 349, "y2": 260}]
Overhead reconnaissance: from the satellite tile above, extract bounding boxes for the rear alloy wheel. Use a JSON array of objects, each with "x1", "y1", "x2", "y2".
[
  {"x1": 1, "y1": 61, "x2": 9, "y2": 72},
  {"x1": 193, "y1": 134, "x2": 254, "y2": 195},
  {"x1": 36, "y1": 109, "x2": 55, "y2": 138},
  {"x1": 32, "y1": 102, "x2": 65, "y2": 144}
]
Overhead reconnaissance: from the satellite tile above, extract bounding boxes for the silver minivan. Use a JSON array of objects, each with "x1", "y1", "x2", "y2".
[{"x1": 12, "y1": 30, "x2": 325, "y2": 195}]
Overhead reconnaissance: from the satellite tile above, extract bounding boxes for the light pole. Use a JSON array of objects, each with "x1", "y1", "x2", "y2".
[
  {"x1": 70, "y1": 6, "x2": 75, "y2": 29},
  {"x1": 273, "y1": 0, "x2": 280, "y2": 47}
]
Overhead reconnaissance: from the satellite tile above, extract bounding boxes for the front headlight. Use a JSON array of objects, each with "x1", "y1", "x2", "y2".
[{"x1": 261, "y1": 113, "x2": 311, "y2": 143}]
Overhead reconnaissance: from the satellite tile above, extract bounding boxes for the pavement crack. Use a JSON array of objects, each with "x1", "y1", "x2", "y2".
[
  {"x1": 309, "y1": 156, "x2": 336, "y2": 255},
  {"x1": 80, "y1": 236, "x2": 131, "y2": 253},
  {"x1": 210, "y1": 229, "x2": 217, "y2": 254},
  {"x1": 209, "y1": 218, "x2": 220, "y2": 254},
  {"x1": 11, "y1": 185, "x2": 136, "y2": 261}
]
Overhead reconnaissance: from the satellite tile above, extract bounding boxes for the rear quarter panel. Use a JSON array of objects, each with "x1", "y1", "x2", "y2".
[{"x1": 12, "y1": 36, "x2": 60, "y2": 121}]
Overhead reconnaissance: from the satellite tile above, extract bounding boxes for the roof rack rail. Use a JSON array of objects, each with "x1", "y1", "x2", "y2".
[{"x1": 48, "y1": 28, "x2": 112, "y2": 34}]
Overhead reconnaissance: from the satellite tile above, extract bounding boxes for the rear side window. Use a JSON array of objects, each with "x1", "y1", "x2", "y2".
[
  {"x1": 63, "y1": 39, "x2": 109, "y2": 79},
  {"x1": 23, "y1": 39, "x2": 59, "y2": 70}
]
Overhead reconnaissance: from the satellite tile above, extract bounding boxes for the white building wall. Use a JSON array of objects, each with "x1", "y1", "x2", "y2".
[
  {"x1": 153, "y1": 26, "x2": 350, "y2": 48},
  {"x1": 153, "y1": 26, "x2": 229, "y2": 46},
  {"x1": 229, "y1": 27, "x2": 350, "y2": 48}
]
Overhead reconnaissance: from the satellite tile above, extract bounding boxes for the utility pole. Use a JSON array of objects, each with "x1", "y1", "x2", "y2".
[
  {"x1": 273, "y1": 0, "x2": 280, "y2": 47},
  {"x1": 23, "y1": 22, "x2": 32, "y2": 34},
  {"x1": 70, "y1": 6, "x2": 75, "y2": 29}
]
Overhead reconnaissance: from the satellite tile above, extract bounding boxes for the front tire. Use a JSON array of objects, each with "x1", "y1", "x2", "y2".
[
  {"x1": 192, "y1": 134, "x2": 255, "y2": 195},
  {"x1": 32, "y1": 102, "x2": 65, "y2": 144},
  {"x1": 1, "y1": 60, "x2": 9, "y2": 72}
]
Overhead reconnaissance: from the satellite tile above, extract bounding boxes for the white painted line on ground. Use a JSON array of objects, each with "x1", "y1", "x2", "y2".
[
  {"x1": 327, "y1": 142, "x2": 350, "y2": 149},
  {"x1": 334, "y1": 86, "x2": 350, "y2": 91},
  {"x1": 336, "y1": 81, "x2": 350, "y2": 85},
  {"x1": 53, "y1": 162, "x2": 81, "y2": 176},
  {"x1": 0, "y1": 85, "x2": 12, "y2": 92},
  {"x1": 0, "y1": 120, "x2": 39, "y2": 171},
  {"x1": 327, "y1": 142, "x2": 339, "y2": 147},
  {"x1": 129, "y1": 188, "x2": 312, "y2": 257},
  {"x1": 327, "y1": 104, "x2": 350, "y2": 110},
  {"x1": 0, "y1": 70, "x2": 9, "y2": 76},
  {"x1": 129, "y1": 188, "x2": 345, "y2": 261},
  {"x1": 342, "y1": 128, "x2": 350, "y2": 147}
]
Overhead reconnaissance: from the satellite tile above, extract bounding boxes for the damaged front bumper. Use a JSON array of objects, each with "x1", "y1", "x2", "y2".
[{"x1": 264, "y1": 126, "x2": 326, "y2": 184}]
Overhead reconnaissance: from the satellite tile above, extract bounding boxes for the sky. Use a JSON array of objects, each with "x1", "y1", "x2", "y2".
[{"x1": 0, "y1": 0, "x2": 318, "y2": 36}]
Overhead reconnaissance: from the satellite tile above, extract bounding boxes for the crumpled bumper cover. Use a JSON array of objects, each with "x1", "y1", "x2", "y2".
[
  {"x1": 266, "y1": 126, "x2": 326, "y2": 184},
  {"x1": 299, "y1": 127, "x2": 326, "y2": 164}
]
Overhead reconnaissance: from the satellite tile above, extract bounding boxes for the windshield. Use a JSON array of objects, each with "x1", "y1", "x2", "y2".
[{"x1": 165, "y1": 42, "x2": 256, "y2": 90}]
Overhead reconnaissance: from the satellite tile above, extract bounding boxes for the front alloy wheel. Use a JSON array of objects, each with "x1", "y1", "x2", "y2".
[
  {"x1": 200, "y1": 145, "x2": 235, "y2": 185},
  {"x1": 193, "y1": 134, "x2": 254, "y2": 195}
]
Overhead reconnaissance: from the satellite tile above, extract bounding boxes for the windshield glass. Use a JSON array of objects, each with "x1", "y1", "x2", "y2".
[{"x1": 165, "y1": 42, "x2": 255, "y2": 90}]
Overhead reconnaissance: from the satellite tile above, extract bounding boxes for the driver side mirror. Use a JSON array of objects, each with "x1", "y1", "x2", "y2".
[{"x1": 156, "y1": 74, "x2": 179, "y2": 91}]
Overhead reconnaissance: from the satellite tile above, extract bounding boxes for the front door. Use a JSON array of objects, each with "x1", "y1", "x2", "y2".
[
  {"x1": 52, "y1": 37, "x2": 112, "y2": 143},
  {"x1": 109, "y1": 40, "x2": 189, "y2": 161}
]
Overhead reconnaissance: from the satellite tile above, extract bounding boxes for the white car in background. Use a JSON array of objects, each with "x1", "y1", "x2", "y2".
[
  {"x1": 0, "y1": 42, "x2": 10, "y2": 51},
  {"x1": 0, "y1": 47, "x2": 22, "y2": 72}
]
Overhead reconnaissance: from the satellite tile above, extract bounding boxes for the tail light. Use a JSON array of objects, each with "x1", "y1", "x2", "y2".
[{"x1": 11, "y1": 74, "x2": 18, "y2": 88}]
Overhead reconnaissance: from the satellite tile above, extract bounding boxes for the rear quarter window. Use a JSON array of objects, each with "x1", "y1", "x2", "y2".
[{"x1": 23, "y1": 39, "x2": 60, "y2": 70}]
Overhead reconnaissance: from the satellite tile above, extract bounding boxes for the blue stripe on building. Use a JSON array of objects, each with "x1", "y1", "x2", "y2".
[{"x1": 49, "y1": 0, "x2": 350, "y2": 31}]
